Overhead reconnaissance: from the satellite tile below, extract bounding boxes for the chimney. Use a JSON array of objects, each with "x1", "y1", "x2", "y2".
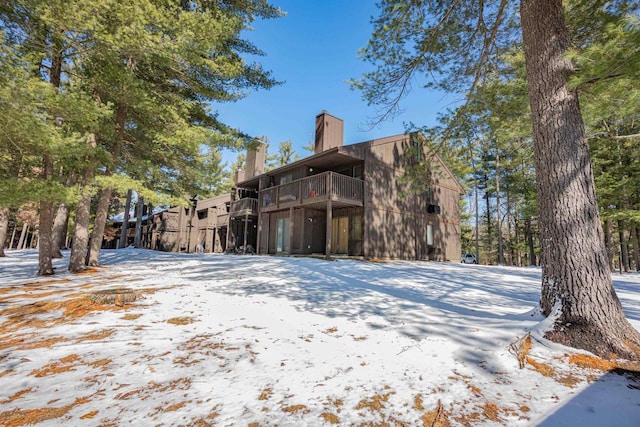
[
  {"x1": 315, "y1": 110, "x2": 344, "y2": 154},
  {"x1": 246, "y1": 141, "x2": 266, "y2": 179},
  {"x1": 234, "y1": 169, "x2": 245, "y2": 184}
]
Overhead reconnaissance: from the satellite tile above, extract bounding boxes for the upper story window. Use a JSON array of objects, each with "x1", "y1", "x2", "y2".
[
  {"x1": 279, "y1": 173, "x2": 292, "y2": 185},
  {"x1": 353, "y1": 165, "x2": 363, "y2": 180}
]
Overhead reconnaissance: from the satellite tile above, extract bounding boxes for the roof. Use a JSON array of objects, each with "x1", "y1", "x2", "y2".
[{"x1": 236, "y1": 132, "x2": 465, "y2": 194}]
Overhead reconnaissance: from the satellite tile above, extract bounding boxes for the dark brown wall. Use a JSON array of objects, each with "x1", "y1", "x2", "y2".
[{"x1": 361, "y1": 135, "x2": 461, "y2": 261}]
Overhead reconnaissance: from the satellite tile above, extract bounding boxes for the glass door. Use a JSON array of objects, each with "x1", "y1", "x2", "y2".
[{"x1": 276, "y1": 218, "x2": 290, "y2": 253}]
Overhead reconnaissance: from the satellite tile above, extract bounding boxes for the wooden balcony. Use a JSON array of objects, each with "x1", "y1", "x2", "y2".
[
  {"x1": 216, "y1": 203, "x2": 229, "y2": 225},
  {"x1": 230, "y1": 197, "x2": 258, "y2": 217},
  {"x1": 259, "y1": 171, "x2": 364, "y2": 212}
]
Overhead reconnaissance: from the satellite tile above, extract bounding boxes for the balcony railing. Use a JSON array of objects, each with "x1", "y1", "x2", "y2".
[
  {"x1": 259, "y1": 171, "x2": 363, "y2": 210},
  {"x1": 230, "y1": 197, "x2": 258, "y2": 217},
  {"x1": 216, "y1": 203, "x2": 229, "y2": 224}
]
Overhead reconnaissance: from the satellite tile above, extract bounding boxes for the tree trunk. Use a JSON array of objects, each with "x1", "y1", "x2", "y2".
[
  {"x1": 618, "y1": 220, "x2": 630, "y2": 273},
  {"x1": 525, "y1": 217, "x2": 536, "y2": 266},
  {"x1": 484, "y1": 172, "x2": 492, "y2": 263},
  {"x1": 68, "y1": 134, "x2": 96, "y2": 273},
  {"x1": 474, "y1": 179, "x2": 479, "y2": 262},
  {"x1": 632, "y1": 222, "x2": 640, "y2": 271},
  {"x1": 51, "y1": 202, "x2": 70, "y2": 258},
  {"x1": 495, "y1": 152, "x2": 504, "y2": 265},
  {"x1": 603, "y1": 218, "x2": 613, "y2": 270},
  {"x1": 87, "y1": 187, "x2": 113, "y2": 266},
  {"x1": 521, "y1": 0, "x2": 640, "y2": 359},
  {"x1": 69, "y1": 189, "x2": 92, "y2": 273},
  {"x1": 119, "y1": 189, "x2": 133, "y2": 249},
  {"x1": 17, "y1": 225, "x2": 27, "y2": 250},
  {"x1": 37, "y1": 155, "x2": 55, "y2": 276},
  {"x1": 51, "y1": 173, "x2": 75, "y2": 258},
  {"x1": 9, "y1": 223, "x2": 17, "y2": 250},
  {"x1": 134, "y1": 196, "x2": 144, "y2": 247},
  {"x1": 0, "y1": 207, "x2": 9, "y2": 257}
]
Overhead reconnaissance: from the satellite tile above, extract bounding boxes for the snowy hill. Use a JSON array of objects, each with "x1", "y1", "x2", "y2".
[{"x1": 1, "y1": 249, "x2": 639, "y2": 426}]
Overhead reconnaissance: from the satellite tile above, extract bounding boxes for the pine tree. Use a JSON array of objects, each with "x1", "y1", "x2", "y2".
[{"x1": 355, "y1": 0, "x2": 640, "y2": 359}]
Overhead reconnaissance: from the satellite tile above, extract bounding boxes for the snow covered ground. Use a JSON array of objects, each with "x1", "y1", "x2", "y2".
[{"x1": 1, "y1": 249, "x2": 639, "y2": 426}]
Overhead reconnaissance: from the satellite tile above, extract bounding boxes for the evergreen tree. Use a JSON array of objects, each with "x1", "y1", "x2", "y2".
[{"x1": 355, "y1": 0, "x2": 640, "y2": 359}]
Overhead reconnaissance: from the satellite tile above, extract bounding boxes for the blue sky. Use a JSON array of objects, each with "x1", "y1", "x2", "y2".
[{"x1": 214, "y1": 1, "x2": 460, "y2": 161}]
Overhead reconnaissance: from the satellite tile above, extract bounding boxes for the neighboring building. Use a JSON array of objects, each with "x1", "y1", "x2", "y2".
[
  {"x1": 129, "y1": 111, "x2": 464, "y2": 261},
  {"x1": 146, "y1": 194, "x2": 232, "y2": 253}
]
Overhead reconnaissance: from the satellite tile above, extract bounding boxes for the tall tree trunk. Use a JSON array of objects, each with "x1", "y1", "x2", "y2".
[
  {"x1": 88, "y1": 104, "x2": 124, "y2": 265},
  {"x1": 632, "y1": 222, "x2": 640, "y2": 271},
  {"x1": 604, "y1": 218, "x2": 614, "y2": 270},
  {"x1": 37, "y1": 157, "x2": 55, "y2": 276},
  {"x1": 38, "y1": 28, "x2": 64, "y2": 276},
  {"x1": 618, "y1": 220, "x2": 630, "y2": 273},
  {"x1": 51, "y1": 173, "x2": 75, "y2": 258},
  {"x1": 495, "y1": 152, "x2": 504, "y2": 265},
  {"x1": 134, "y1": 196, "x2": 144, "y2": 247},
  {"x1": 69, "y1": 189, "x2": 92, "y2": 272},
  {"x1": 87, "y1": 187, "x2": 113, "y2": 266},
  {"x1": 484, "y1": 173, "x2": 492, "y2": 263},
  {"x1": 68, "y1": 134, "x2": 96, "y2": 273},
  {"x1": 521, "y1": 0, "x2": 640, "y2": 359},
  {"x1": 51, "y1": 203, "x2": 70, "y2": 258},
  {"x1": 9, "y1": 223, "x2": 17, "y2": 250},
  {"x1": 525, "y1": 217, "x2": 536, "y2": 266},
  {"x1": 17, "y1": 225, "x2": 27, "y2": 250},
  {"x1": 0, "y1": 207, "x2": 9, "y2": 257},
  {"x1": 119, "y1": 189, "x2": 133, "y2": 249}
]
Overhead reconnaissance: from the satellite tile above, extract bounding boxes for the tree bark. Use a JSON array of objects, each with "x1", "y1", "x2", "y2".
[
  {"x1": 0, "y1": 207, "x2": 9, "y2": 257},
  {"x1": 51, "y1": 203, "x2": 70, "y2": 258},
  {"x1": 37, "y1": 156, "x2": 55, "y2": 276},
  {"x1": 632, "y1": 222, "x2": 640, "y2": 271},
  {"x1": 17, "y1": 225, "x2": 27, "y2": 250},
  {"x1": 68, "y1": 134, "x2": 96, "y2": 273},
  {"x1": 604, "y1": 218, "x2": 614, "y2": 270},
  {"x1": 119, "y1": 189, "x2": 133, "y2": 249},
  {"x1": 134, "y1": 196, "x2": 144, "y2": 247},
  {"x1": 51, "y1": 173, "x2": 75, "y2": 258},
  {"x1": 618, "y1": 220, "x2": 630, "y2": 273},
  {"x1": 69, "y1": 189, "x2": 92, "y2": 272},
  {"x1": 87, "y1": 187, "x2": 113, "y2": 266},
  {"x1": 521, "y1": 0, "x2": 640, "y2": 359},
  {"x1": 9, "y1": 223, "x2": 17, "y2": 250},
  {"x1": 496, "y1": 151, "x2": 504, "y2": 265}
]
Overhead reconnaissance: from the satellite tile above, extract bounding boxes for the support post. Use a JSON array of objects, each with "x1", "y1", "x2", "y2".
[
  {"x1": 243, "y1": 213, "x2": 249, "y2": 253},
  {"x1": 288, "y1": 207, "x2": 294, "y2": 255},
  {"x1": 325, "y1": 200, "x2": 332, "y2": 260},
  {"x1": 256, "y1": 212, "x2": 262, "y2": 255}
]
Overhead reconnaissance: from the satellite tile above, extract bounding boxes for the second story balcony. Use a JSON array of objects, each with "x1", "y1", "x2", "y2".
[
  {"x1": 230, "y1": 197, "x2": 258, "y2": 218},
  {"x1": 259, "y1": 171, "x2": 364, "y2": 212}
]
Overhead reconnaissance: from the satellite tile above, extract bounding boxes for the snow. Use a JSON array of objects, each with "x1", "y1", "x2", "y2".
[{"x1": 1, "y1": 249, "x2": 639, "y2": 426}]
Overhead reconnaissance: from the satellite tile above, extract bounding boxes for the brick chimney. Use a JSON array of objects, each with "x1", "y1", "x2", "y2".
[
  {"x1": 246, "y1": 141, "x2": 266, "y2": 179},
  {"x1": 315, "y1": 111, "x2": 344, "y2": 154},
  {"x1": 234, "y1": 169, "x2": 245, "y2": 184}
]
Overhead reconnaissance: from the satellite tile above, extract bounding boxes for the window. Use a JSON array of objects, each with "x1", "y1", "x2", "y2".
[
  {"x1": 411, "y1": 135, "x2": 423, "y2": 162},
  {"x1": 427, "y1": 204, "x2": 440, "y2": 215},
  {"x1": 353, "y1": 215, "x2": 362, "y2": 240},
  {"x1": 427, "y1": 224, "x2": 433, "y2": 246},
  {"x1": 279, "y1": 173, "x2": 292, "y2": 185},
  {"x1": 353, "y1": 165, "x2": 363, "y2": 180}
]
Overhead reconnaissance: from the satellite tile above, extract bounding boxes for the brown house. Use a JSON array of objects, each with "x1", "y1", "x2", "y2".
[
  {"x1": 228, "y1": 111, "x2": 463, "y2": 261},
  {"x1": 142, "y1": 111, "x2": 463, "y2": 261}
]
